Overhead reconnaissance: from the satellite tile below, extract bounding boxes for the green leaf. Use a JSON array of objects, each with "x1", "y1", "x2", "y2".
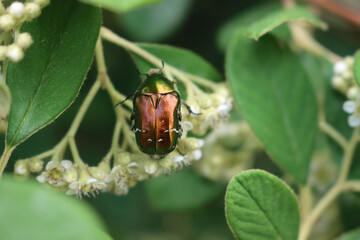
[
  {"x1": 81, "y1": 0, "x2": 163, "y2": 13},
  {"x1": 131, "y1": 43, "x2": 222, "y2": 82},
  {"x1": 0, "y1": 175, "x2": 111, "y2": 240},
  {"x1": 225, "y1": 170, "x2": 299, "y2": 240},
  {"x1": 216, "y1": 2, "x2": 288, "y2": 51},
  {"x1": 226, "y1": 31, "x2": 318, "y2": 183},
  {"x1": 145, "y1": 168, "x2": 224, "y2": 211},
  {"x1": 336, "y1": 228, "x2": 360, "y2": 240},
  {"x1": 119, "y1": 0, "x2": 192, "y2": 42},
  {"x1": 6, "y1": 0, "x2": 101, "y2": 148},
  {"x1": 354, "y1": 51, "x2": 360, "y2": 86},
  {"x1": 245, "y1": 6, "x2": 327, "y2": 40}
]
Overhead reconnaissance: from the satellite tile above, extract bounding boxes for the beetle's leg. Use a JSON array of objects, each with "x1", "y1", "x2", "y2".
[
  {"x1": 181, "y1": 100, "x2": 201, "y2": 115},
  {"x1": 136, "y1": 68, "x2": 149, "y2": 78},
  {"x1": 158, "y1": 60, "x2": 165, "y2": 74},
  {"x1": 130, "y1": 112, "x2": 135, "y2": 131},
  {"x1": 115, "y1": 93, "x2": 134, "y2": 107},
  {"x1": 178, "y1": 123, "x2": 183, "y2": 139}
]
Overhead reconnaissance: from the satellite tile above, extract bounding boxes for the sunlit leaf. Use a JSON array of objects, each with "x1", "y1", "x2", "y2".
[
  {"x1": 0, "y1": 175, "x2": 111, "y2": 240},
  {"x1": 225, "y1": 170, "x2": 299, "y2": 240},
  {"x1": 6, "y1": 0, "x2": 101, "y2": 147},
  {"x1": 226, "y1": 31, "x2": 318, "y2": 183},
  {"x1": 81, "y1": 0, "x2": 163, "y2": 13}
]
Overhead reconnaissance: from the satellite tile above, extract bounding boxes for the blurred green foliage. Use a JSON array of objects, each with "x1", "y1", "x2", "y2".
[{"x1": 1, "y1": 0, "x2": 360, "y2": 239}]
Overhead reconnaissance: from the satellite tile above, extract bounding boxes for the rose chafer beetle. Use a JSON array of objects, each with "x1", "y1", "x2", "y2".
[{"x1": 120, "y1": 62, "x2": 197, "y2": 159}]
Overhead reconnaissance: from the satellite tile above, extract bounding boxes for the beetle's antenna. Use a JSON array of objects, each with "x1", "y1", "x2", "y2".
[
  {"x1": 115, "y1": 93, "x2": 134, "y2": 107},
  {"x1": 158, "y1": 60, "x2": 165, "y2": 74},
  {"x1": 136, "y1": 68, "x2": 149, "y2": 78}
]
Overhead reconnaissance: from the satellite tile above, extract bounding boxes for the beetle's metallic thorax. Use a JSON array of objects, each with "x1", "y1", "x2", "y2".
[{"x1": 138, "y1": 73, "x2": 175, "y2": 94}]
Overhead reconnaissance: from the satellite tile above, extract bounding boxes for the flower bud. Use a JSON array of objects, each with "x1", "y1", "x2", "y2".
[
  {"x1": 331, "y1": 76, "x2": 347, "y2": 92},
  {"x1": 63, "y1": 167, "x2": 78, "y2": 183},
  {"x1": 24, "y1": 3, "x2": 41, "y2": 20},
  {"x1": 16, "y1": 32, "x2": 33, "y2": 49},
  {"x1": 144, "y1": 160, "x2": 157, "y2": 174},
  {"x1": 88, "y1": 167, "x2": 107, "y2": 181},
  {"x1": 6, "y1": 44, "x2": 24, "y2": 62},
  {"x1": 116, "y1": 152, "x2": 132, "y2": 166},
  {"x1": 344, "y1": 56, "x2": 354, "y2": 68},
  {"x1": 8, "y1": 2, "x2": 25, "y2": 19},
  {"x1": 14, "y1": 159, "x2": 29, "y2": 176},
  {"x1": 197, "y1": 96, "x2": 212, "y2": 109},
  {"x1": 28, "y1": 158, "x2": 44, "y2": 173},
  {"x1": 178, "y1": 137, "x2": 201, "y2": 153},
  {"x1": 98, "y1": 161, "x2": 110, "y2": 174},
  {"x1": 0, "y1": 14, "x2": 15, "y2": 31},
  {"x1": 346, "y1": 86, "x2": 360, "y2": 100}
]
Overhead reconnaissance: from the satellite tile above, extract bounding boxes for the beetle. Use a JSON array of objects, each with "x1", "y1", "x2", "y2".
[{"x1": 120, "y1": 62, "x2": 196, "y2": 159}]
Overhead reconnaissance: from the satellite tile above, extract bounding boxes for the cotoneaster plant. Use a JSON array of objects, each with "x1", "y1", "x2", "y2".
[{"x1": 0, "y1": 0, "x2": 359, "y2": 240}]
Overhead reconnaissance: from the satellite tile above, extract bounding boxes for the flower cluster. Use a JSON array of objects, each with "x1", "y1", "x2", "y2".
[
  {"x1": 194, "y1": 121, "x2": 261, "y2": 181},
  {"x1": 0, "y1": 0, "x2": 49, "y2": 62},
  {"x1": 331, "y1": 56, "x2": 360, "y2": 127},
  {"x1": 182, "y1": 83, "x2": 232, "y2": 135}
]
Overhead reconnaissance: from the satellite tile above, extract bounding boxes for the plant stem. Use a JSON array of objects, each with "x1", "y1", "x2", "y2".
[
  {"x1": 67, "y1": 79, "x2": 101, "y2": 138},
  {"x1": 0, "y1": 146, "x2": 14, "y2": 178},
  {"x1": 298, "y1": 128, "x2": 359, "y2": 240},
  {"x1": 100, "y1": 27, "x2": 219, "y2": 90},
  {"x1": 343, "y1": 180, "x2": 360, "y2": 192},
  {"x1": 319, "y1": 121, "x2": 348, "y2": 149}
]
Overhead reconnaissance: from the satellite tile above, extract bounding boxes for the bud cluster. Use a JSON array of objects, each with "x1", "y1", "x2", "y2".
[
  {"x1": 0, "y1": 0, "x2": 49, "y2": 62},
  {"x1": 182, "y1": 83, "x2": 232, "y2": 135},
  {"x1": 331, "y1": 56, "x2": 360, "y2": 127},
  {"x1": 194, "y1": 122, "x2": 261, "y2": 181}
]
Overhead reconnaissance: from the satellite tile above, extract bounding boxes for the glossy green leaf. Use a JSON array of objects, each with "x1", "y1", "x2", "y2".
[
  {"x1": 226, "y1": 31, "x2": 318, "y2": 183},
  {"x1": 244, "y1": 6, "x2": 327, "y2": 40},
  {"x1": 145, "y1": 168, "x2": 224, "y2": 211},
  {"x1": 354, "y1": 51, "x2": 360, "y2": 86},
  {"x1": 131, "y1": 43, "x2": 222, "y2": 82},
  {"x1": 225, "y1": 170, "x2": 299, "y2": 240},
  {"x1": 6, "y1": 0, "x2": 101, "y2": 147},
  {"x1": 119, "y1": 0, "x2": 192, "y2": 42},
  {"x1": 81, "y1": 0, "x2": 163, "y2": 13},
  {"x1": 0, "y1": 175, "x2": 111, "y2": 240},
  {"x1": 216, "y1": 2, "x2": 288, "y2": 51},
  {"x1": 336, "y1": 228, "x2": 360, "y2": 240}
]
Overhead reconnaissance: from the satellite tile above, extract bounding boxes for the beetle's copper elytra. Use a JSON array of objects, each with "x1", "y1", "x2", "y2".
[{"x1": 121, "y1": 63, "x2": 183, "y2": 159}]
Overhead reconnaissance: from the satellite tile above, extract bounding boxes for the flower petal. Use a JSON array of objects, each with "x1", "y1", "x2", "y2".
[
  {"x1": 60, "y1": 160, "x2": 73, "y2": 170},
  {"x1": 181, "y1": 121, "x2": 193, "y2": 131}
]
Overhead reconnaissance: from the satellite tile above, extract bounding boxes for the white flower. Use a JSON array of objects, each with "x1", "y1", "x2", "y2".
[
  {"x1": 106, "y1": 162, "x2": 139, "y2": 196},
  {"x1": 8, "y1": 2, "x2": 25, "y2": 19},
  {"x1": 36, "y1": 160, "x2": 73, "y2": 187},
  {"x1": 334, "y1": 61, "x2": 347, "y2": 74},
  {"x1": 172, "y1": 155, "x2": 191, "y2": 168},
  {"x1": 67, "y1": 177, "x2": 106, "y2": 199}
]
